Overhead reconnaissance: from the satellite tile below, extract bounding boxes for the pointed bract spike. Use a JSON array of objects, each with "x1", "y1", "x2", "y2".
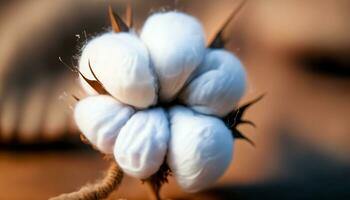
[
  {"x1": 224, "y1": 94, "x2": 265, "y2": 145},
  {"x1": 88, "y1": 60, "x2": 103, "y2": 84},
  {"x1": 142, "y1": 161, "x2": 171, "y2": 195},
  {"x1": 126, "y1": 2, "x2": 133, "y2": 28},
  {"x1": 240, "y1": 93, "x2": 265, "y2": 111},
  {"x1": 77, "y1": 68, "x2": 109, "y2": 95},
  {"x1": 80, "y1": 134, "x2": 90, "y2": 145},
  {"x1": 109, "y1": 5, "x2": 129, "y2": 32},
  {"x1": 207, "y1": 0, "x2": 247, "y2": 48},
  {"x1": 209, "y1": 31, "x2": 225, "y2": 49},
  {"x1": 239, "y1": 120, "x2": 256, "y2": 128},
  {"x1": 235, "y1": 93, "x2": 265, "y2": 118},
  {"x1": 232, "y1": 130, "x2": 255, "y2": 147},
  {"x1": 72, "y1": 95, "x2": 80, "y2": 102},
  {"x1": 225, "y1": 93, "x2": 265, "y2": 124},
  {"x1": 109, "y1": 6, "x2": 120, "y2": 32}
]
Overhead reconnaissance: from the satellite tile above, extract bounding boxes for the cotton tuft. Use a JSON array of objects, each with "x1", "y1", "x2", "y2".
[
  {"x1": 114, "y1": 108, "x2": 170, "y2": 179},
  {"x1": 179, "y1": 49, "x2": 246, "y2": 117},
  {"x1": 167, "y1": 106, "x2": 233, "y2": 192},
  {"x1": 79, "y1": 32, "x2": 158, "y2": 108},
  {"x1": 140, "y1": 11, "x2": 206, "y2": 102},
  {"x1": 74, "y1": 95, "x2": 135, "y2": 154}
]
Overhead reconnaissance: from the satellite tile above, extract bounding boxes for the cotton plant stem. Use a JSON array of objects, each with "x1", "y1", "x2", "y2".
[
  {"x1": 50, "y1": 161, "x2": 123, "y2": 200},
  {"x1": 144, "y1": 179, "x2": 161, "y2": 200}
]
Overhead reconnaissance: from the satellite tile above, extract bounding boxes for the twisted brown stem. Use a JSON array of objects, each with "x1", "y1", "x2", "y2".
[{"x1": 49, "y1": 161, "x2": 123, "y2": 200}]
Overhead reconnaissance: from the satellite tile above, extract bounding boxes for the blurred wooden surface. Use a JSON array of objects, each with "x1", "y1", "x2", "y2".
[
  {"x1": 1, "y1": 145, "x2": 350, "y2": 200},
  {"x1": 0, "y1": 146, "x2": 218, "y2": 200}
]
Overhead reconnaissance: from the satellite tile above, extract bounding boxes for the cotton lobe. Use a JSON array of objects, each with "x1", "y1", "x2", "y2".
[
  {"x1": 167, "y1": 106, "x2": 233, "y2": 192},
  {"x1": 74, "y1": 95, "x2": 134, "y2": 154},
  {"x1": 179, "y1": 49, "x2": 246, "y2": 117},
  {"x1": 114, "y1": 108, "x2": 170, "y2": 179},
  {"x1": 140, "y1": 11, "x2": 206, "y2": 102},
  {"x1": 79, "y1": 32, "x2": 157, "y2": 108}
]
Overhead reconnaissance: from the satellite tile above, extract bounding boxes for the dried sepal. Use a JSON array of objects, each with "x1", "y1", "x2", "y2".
[
  {"x1": 76, "y1": 67, "x2": 109, "y2": 95},
  {"x1": 72, "y1": 95, "x2": 80, "y2": 102},
  {"x1": 142, "y1": 161, "x2": 171, "y2": 200},
  {"x1": 102, "y1": 154, "x2": 114, "y2": 161},
  {"x1": 232, "y1": 129, "x2": 255, "y2": 147},
  {"x1": 109, "y1": 5, "x2": 129, "y2": 32},
  {"x1": 208, "y1": 0, "x2": 247, "y2": 48},
  {"x1": 125, "y1": 2, "x2": 133, "y2": 28},
  {"x1": 79, "y1": 133, "x2": 90, "y2": 145},
  {"x1": 88, "y1": 60, "x2": 102, "y2": 85},
  {"x1": 227, "y1": 94, "x2": 264, "y2": 127},
  {"x1": 224, "y1": 94, "x2": 265, "y2": 146},
  {"x1": 147, "y1": 161, "x2": 172, "y2": 191},
  {"x1": 78, "y1": 61, "x2": 110, "y2": 95},
  {"x1": 240, "y1": 119, "x2": 256, "y2": 127},
  {"x1": 209, "y1": 31, "x2": 225, "y2": 49}
]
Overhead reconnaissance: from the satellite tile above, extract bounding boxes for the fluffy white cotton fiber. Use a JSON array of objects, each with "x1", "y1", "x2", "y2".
[
  {"x1": 114, "y1": 108, "x2": 170, "y2": 179},
  {"x1": 167, "y1": 106, "x2": 233, "y2": 192},
  {"x1": 140, "y1": 11, "x2": 206, "y2": 102},
  {"x1": 79, "y1": 32, "x2": 157, "y2": 108},
  {"x1": 179, "y1": 49, "x2": 246, "y2": 117},
  {"x1": 73, "y1": 10, "x2": 248, "y2": 193},
  {"x1": 74, "y1": 95, "x2": 135, "y2": 154}
]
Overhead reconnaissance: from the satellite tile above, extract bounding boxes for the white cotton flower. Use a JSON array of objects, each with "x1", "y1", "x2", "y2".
[
  {"x1": 140, "y1": 11, "x2": 206, "y2": 102},
  {"x1": 79, "y1": 32, "x2": 157, "y2": 108},
  {"x1": 114, "y1": 108, "x2": 170, "y2": 179},
  {"x1": 74, "y1": 95, "x2": 135, "y2": 154},
  {"x1": 167, "y1": 106, "x2": 233, "y2": 192},
  {"x1": 179, "y1": 49, "x2": 246, "y2": 117}
]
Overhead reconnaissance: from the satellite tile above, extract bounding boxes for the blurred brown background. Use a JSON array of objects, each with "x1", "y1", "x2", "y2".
[{"x1": 0, "y1": 0, "x2": 349, "y2": 199}]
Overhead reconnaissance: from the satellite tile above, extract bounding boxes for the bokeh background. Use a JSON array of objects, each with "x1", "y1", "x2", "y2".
[{"x1": 0, "y1": 0, "x2": 349, "y2": 199}]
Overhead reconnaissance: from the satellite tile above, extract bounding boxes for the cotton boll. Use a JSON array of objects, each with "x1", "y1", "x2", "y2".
[
  {"x1": 167, "y1": 106, "x2": 233, "y2": 192},
  {"x1": 79, "y1": 32, "x2": 157, "y2": 108},
  {"x1": 114, "y1": 108, "x2": 170, "y2": 179},
  {"x1": 74, "y1": 95, "x2": 134, "y2": 154},
  {"x1": 140, "y1": 11, "x2": 206, "y2": 102},
  {"x1": 179, "y1": 49, "x2": 246, "y2": 117}
]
